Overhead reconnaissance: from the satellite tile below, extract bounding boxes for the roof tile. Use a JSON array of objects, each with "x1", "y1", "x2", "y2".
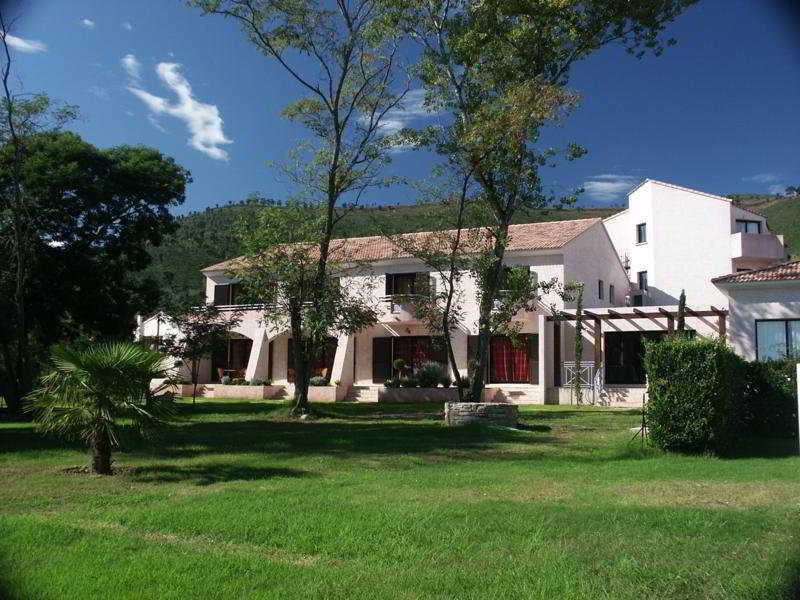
[
  {"x1": 202, "y1": 218, "x2": 599, "y2": 273},
  {"x1": 712, "y1": 259, "x2": 800, "y2": 284}
]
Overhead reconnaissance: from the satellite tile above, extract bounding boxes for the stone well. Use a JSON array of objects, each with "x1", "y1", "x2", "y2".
[{"x1": 444, "y1": 402, "x2": 519, "y2": 428}]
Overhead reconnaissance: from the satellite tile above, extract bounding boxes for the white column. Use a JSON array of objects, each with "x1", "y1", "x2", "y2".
[
  {"x1": 538, "y1": 314, "x2": 552, "y2": 389},
  {"x1": 330, "y1": 334, "x2": 354, "y2": 400},
  {"x1": 245, "y1": 328, "x2": 270, "y2": 382}
]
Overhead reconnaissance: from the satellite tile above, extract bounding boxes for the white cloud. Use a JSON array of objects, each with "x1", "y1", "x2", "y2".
[
  {"x1": 376, "y1": 88, "x2": 437, "y2": 135},
  {"x1": 124, "y1": 110, "x2": 134, "y2": 117},
  {"x1": 581, "y1": 174, "x2": 640, "y2": 203},
  {"x1": 147, "y1": 113, "x2": 167, "y2": 133},
  {"x1": 768, "y1": 184, "x2": 787, "y2": 195},
  {"x1": 2, "y1": 33, "x2": 47, "y2": 53},
  {"x1": 122, "y1": 21, "x2": 133, "y2": 31},
  {"x1": 88, "y1": 85, "x2": 109, "y2": 100},
  {"x1": 127, "y1": 62, "x2": 232, "y2": 160},
  {"x1": 121, "y1": 54, "x2": 141, "y2": 81},
  {"x1": 743, "y1": 173, "x2": 781, "y2": 184},
  {"x1": 81, "y1": 19, "x2": 95, "y2": 28}
]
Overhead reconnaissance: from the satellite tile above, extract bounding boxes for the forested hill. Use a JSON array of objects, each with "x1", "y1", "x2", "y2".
[{"x1": 145, "y1": 193, "x2": 798, "y2": 308}]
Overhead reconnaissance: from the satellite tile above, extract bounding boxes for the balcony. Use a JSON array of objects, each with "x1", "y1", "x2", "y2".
[
  {"x1": 379, "y1": 296, "x2": 425, "y2": 323},
  {"x1": 730, "y1": 232, "x2": 786, "y2": 261}
]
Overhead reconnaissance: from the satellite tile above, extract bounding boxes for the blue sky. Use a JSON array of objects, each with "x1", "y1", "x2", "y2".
[{"x1": 4, "y1": 0, "x2": 799, "y2": 214}]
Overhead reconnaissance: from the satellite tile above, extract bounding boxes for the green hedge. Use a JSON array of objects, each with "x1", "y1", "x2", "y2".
[
  {"x1": 644, "y1": 336, "x2": 747, "y2": 455},
  {"x1": 743, "y1": 359, "x2": 798, "y2": 438}
]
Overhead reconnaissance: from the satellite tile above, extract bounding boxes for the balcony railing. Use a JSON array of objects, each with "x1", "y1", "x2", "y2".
[{"x1": 730, "y1": 232, "x2": 786, "y2": 261}]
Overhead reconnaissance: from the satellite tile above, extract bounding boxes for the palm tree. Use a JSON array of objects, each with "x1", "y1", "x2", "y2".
[{"x1": 25, "y1": 342, "x2": 177, "y2": 474}]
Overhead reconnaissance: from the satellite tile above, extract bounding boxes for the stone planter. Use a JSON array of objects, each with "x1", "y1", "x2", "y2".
[
  {"x1": 211, "y1": 385, "x2": 286, "y2": 399},
  {"x1": 379, "y1": 387, "x2": 460, "y2": 403},
  {"x1": 444, "y1": 402, "x2": 519, "y2": 427},
  {"x1": 308, "y1": 386, "x2": 337, "y2": 403}
]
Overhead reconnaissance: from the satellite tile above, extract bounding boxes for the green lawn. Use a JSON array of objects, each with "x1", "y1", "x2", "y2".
[{"x1": 1, "y1": 399, "x2": 799, "y2": 599}]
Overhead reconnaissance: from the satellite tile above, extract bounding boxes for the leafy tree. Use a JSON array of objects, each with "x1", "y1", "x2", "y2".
[
  {"x1": 0, "y1": 10, "x2": 78, "y2": 415},
  {"x1": 193, "y1": 0, "x2": 409, "y2": 412},
  {"x1": 159, "y1": 302, "x2": 243, "y2": 402},
  {"x1": 0, "y1": 129, "x2": 190, "y2": 415},
  {"x1": 394, "y1": 0, "x2": 696, "y2": 401},
  {"x1": 25, "y1": 342, "x2": 177, "y2": 475},
  {"x1": 234, "y1": 201, "x2": 378, "y2": 413}
]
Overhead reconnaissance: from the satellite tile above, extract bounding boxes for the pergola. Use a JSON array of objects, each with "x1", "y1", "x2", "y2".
[{"x1": 544, "y1": 307, "x2": 728, "y2": 379}]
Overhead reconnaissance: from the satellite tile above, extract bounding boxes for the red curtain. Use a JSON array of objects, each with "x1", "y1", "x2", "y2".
[
  {"x1": 393, "y1": 336, "x2": 432, "y2": 373},
  {"x1": 490, "y1": 336, "x2": 529, "y2": 383}
]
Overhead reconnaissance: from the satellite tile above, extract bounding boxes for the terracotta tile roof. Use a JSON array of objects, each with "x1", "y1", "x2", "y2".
[
  {"x1": 712, "y1": 259, "x2": 800, "y2": 284},
  {"x1": 202, "y1": 217, "x2": 600, "y2": 273}
]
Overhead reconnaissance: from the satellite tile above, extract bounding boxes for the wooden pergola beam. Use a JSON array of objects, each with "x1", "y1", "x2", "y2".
[{"x1": 546, "y1": 308, "x2": 727, "y2": 322}]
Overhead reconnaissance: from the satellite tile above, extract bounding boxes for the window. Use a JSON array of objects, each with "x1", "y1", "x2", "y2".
[
  {"x1": 371, "y1": 336, "x2": 447, "y2": 383},
  {"x1": 385, "y1": 272, "x2": 430, "y2": 296},
  {"x1": 636, "y1": 223, "x2": 647, "y2": 244},
  {"x1": 736, "y1": 219, "x2": 762, "y2": 234},
  {"x1": 213, "y1": 283, "x2": 243, "y2": 306},
  {"x1": 756, "y1": 319, "x2": 800, "y2": 360},
  {"x1": 605, "y1": 331, "x2": 665, "y2": 384},
  {"x1": 637, "y1": 271, "x2": 648, "y2": 291},
  {"x1": 609, "y1": 284, "x2": 615, "y2": 304},
  {"x1": 598, "y1": 279, "x2": 604, "y2": 300}
]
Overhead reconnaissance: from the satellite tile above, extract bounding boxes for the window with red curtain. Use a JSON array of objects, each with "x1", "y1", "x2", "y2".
[
  {"x1": 490, "y1": 336, "x2": 529, "y2": 383},
  {"x1": 392, "y1": 336, "x2": 432, "y2": 375}
]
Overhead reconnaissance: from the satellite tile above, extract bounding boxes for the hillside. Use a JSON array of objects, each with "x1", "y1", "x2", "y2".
[{"x1": 145, "y1": 193, "x2": 797, "y2": 307}]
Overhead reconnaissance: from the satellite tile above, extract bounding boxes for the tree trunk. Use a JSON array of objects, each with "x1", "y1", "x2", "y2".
[
  {"x1": 289, "y1": 304, "x2": 310, "y2": 415},
  {"x1": 467, "y1": 224, "x2": 509, "y2": 403},
  {"x1": 91, "y1": 427, "x2": 112, "y2": 475}
]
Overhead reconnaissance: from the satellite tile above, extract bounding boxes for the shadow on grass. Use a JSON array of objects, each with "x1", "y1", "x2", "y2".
[
  {"x1": 129, "y1": 462, "x2": 313, "y2": 486},
  {"x1": 726, "y1": 437, "x2": 799, "y2": 460},
  {"x1": 314, "y1": 402, "x2": 444, "y2": 421},
  {"x1": 526, "y1": 409, "x2": 642, "y2": 420},
  {"x1": 133, "y1": 419, "x2": 561, "y2": 461},
  {"x1": 175, "y1": 400, "x2": 291, "y2": 417}
]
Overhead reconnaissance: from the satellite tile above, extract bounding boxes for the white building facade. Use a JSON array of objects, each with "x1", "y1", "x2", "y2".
[{"x1": 141, "y1": 180, "x2": 797, "y2": 405}]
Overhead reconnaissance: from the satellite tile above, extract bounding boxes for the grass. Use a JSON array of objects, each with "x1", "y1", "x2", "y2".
[{"x1": 1, "y1": 398, "x2": 799, "y2": 599}]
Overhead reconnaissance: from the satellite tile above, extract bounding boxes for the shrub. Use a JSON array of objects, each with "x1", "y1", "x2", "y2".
[
  {"x1": 309, "y1": 376, "x2": 328, "y2": 386},
  {"x1": 743, "y1": 359, "x2": 798, "y2": 438},
  {"x1": 392, "y1": 358, "x2": 407, "y2": 374},
  {"x1": 458, "y1": 376, "x2": 471, "y2": 389},
  {"x1": 384, "y1": 378, "x2": 400, "y2": 388},
  {"x1": 440, "y1": 374, "x2": 452, "y2": 388},
  {"x1": 399, "y1": 376, "x2": 418, "y2": 388},
  {"x1": 644, "y1": 336, "x2": 747, "y2": 455},
  {"x1": 231, "y1": 378, "x2": 247, "y2": 386},
  {"x1": 220, "y1": 375, "x2": 231, "y2": 385},
  {"x1": 249, "y1": 378, "x2": 264, "y2": 386},
  {"x1": 417, "y1": 361, "x2": 446, "y2": 387}
]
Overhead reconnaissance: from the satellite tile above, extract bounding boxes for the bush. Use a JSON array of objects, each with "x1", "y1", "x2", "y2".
[
  {"x1": 417, "y1": 361, "x2": 446, "y2": 387},
  {"x1": 440, "y1": 374, "x2": 452, "y2": 388},
  {"x1": 392, "y1": 358, "x2": 407, "y2": 374},
  {"x1": 458, "y1": 376, "x2": 471, "y2": 389},
  {"x1": 384, "y1": 378, "x2": 400, "y2": 388},
  {"x1": 399, "y1": 376, "x2": 418, "y2": 388},
  {"x1": 231, "y1": 378, "x2": 247, "y2": 386},
  {"x1": 743, "y1": 359, "x2": 798, "y2": 438},
  {"x1": 644, "y1": 336, "x2": 747, "y2": 455},
  {"x1": 249, "y1": 378, "x2": 268, "y2": 386},
  {"x1": 220, "y1": 375, "x2": 231, "y2": 385},
  {"x1": 309, "y1": 376, "x2": 328, "y2": 386}
]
